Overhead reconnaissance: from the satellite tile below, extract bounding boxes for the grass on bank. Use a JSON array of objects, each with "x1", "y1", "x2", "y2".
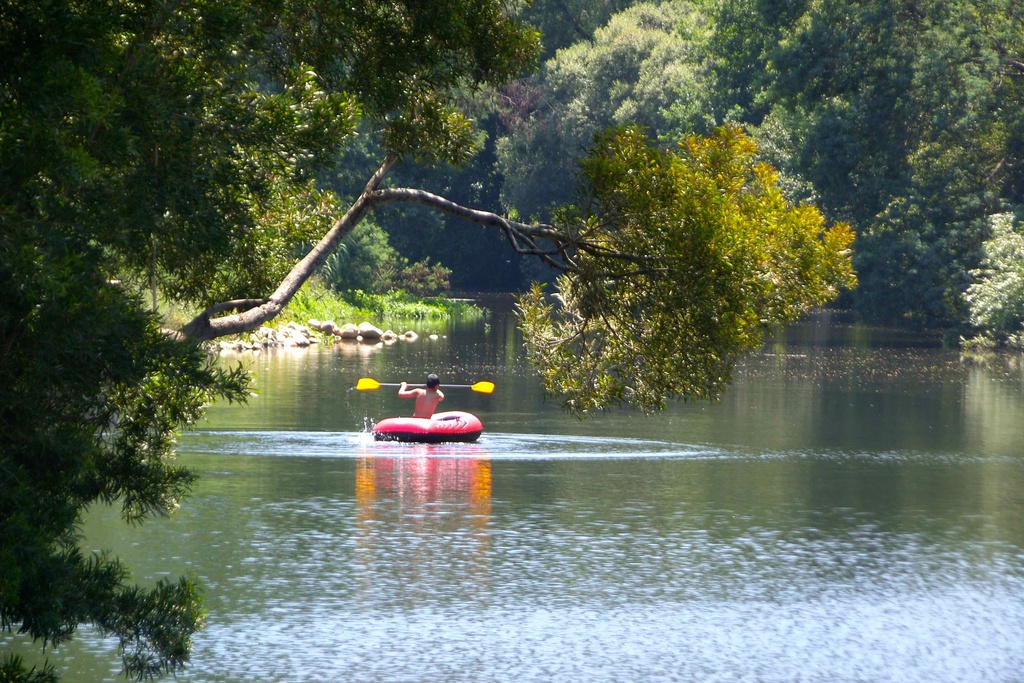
[
  {"x1": 273, "y1": 280, "x2": 484, "y2": 327},
  {"x1": 159, "y1": 279, "x2": 485, "y2": 335}
]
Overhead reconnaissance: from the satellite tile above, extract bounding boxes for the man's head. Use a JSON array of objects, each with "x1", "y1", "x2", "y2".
[{"x1": 426, "y1": 373, "x2": 440, "y2": 389}]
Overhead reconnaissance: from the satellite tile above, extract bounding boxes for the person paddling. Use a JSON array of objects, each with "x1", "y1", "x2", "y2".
[{"x1": 398, "y1": 374, "x2": 445, "y2": 418}]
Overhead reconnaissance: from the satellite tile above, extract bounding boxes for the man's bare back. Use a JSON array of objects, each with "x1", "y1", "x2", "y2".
[{"x1": 398, "y1": 375, "x2": 444, "y2": 418}]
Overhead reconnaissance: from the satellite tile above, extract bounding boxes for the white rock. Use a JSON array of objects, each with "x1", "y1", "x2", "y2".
[{"x1": 357, "y1": 322, "x2": 383, "y2": 340}]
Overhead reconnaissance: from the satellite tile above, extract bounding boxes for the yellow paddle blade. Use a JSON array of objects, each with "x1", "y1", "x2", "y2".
[
  {"x1": 356, "y1": 377, "x2": 382, "y2": 391},
  {"x1": 471, "y1": 381, "x2": 496, "y2": 394}
]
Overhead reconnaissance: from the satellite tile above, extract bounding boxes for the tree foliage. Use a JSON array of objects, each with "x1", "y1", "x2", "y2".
[
  {"x1": 0, "y1": 0, "x2": 538, "y2": 312},
  {"x1": 319, "y1": 221, "x2": 452, "y2": 296},
  {"x1": 493, "y1": 0, "x2": 1024, "y2": 333},
  {"x1": 518, "y1": 126, "x2": 856, "y2": 413},
  {"x1": 964, "y1": 213, "x2": 1024, "y2": 341},
  {"x1": 497, "y1": 1, "x2": 713, "y2": 221},
  {"x1": 761, "y1": 0, "x2": 1024, "y2": 327},
  {"x1": 0, "y1": 228, "x2": 249, "y2": 680},
  {"x1": 518, "y1": 0, "x2": 642, "y2": 59}
]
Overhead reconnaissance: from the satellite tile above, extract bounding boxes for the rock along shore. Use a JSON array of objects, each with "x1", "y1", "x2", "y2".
[{"x1": 212, "y1": 319, "x2": 426, "y2": 353}]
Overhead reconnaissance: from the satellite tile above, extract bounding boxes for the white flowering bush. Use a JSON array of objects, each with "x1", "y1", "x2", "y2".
[{"x1": 965, "y1": 213, "x2": 1024, "y2": 345}]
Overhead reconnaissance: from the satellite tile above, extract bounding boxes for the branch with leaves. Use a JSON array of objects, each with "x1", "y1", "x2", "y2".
[{"x1": 519, "y1": 126, "x2": 857, "y2": 414}]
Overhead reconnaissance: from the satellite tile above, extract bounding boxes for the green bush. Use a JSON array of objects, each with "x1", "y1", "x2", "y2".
[
  {"x1": 964, "y1": 213, "x2": 1024, "y2": 343},
  {"x1": 278, "y1": 281, "x2": 481, "y2": 327},
  {"x1": 318, "y1": 222, "x2": 452, "y2": 297}
]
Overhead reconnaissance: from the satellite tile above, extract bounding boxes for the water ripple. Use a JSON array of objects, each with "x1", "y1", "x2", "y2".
[{"x1": 179, "y1": 429, "x2": 717, "y2": 460}]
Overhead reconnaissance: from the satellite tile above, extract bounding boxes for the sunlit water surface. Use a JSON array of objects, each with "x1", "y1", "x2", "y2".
[{"x1": 7, "y1": 306, "x2": 1024, "y2": 681}]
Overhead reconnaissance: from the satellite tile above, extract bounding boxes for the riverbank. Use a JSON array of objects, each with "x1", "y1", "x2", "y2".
[
  {"x1": 198, "y1": 281, "x2": 485, "y2": 352},
  {"x1": 212, "y1": 319, "x2": 431, "y2": 352}
]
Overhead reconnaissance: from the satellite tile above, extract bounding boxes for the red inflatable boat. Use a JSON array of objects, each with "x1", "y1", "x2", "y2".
[{"x1": 372, "y1": 411, "x2": 483, "y2": 443}]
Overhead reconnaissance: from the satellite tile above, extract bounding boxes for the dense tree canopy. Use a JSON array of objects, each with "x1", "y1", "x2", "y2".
[
  {"x1": 490, "y1": 0, "x2": 1024, "y2": 335},
  {"x1": 519, "y1": 0, "x2": 640, "y2": 59},
  {"x1": 0, "y1": 0, "x2": 538, "y2": 309},
  {"x1": 761, "y1": 0, "x2": 1018, "y2": 327},
  {"x1": 497, "y1": 1, "x2": 713, "y2": 221}
]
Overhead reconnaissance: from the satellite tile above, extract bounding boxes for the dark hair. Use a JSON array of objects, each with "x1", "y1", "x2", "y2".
[{"x1": 426, "y1": 373, "x2": 440, "y2": 389}]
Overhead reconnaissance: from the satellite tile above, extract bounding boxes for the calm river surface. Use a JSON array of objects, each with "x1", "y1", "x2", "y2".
[{"x1": 12, "y1": 299, "x2": 1024, "y2": 682}]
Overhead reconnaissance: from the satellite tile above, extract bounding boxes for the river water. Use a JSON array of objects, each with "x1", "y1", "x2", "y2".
[{"x1": 10, "y1": 300, "x2": 1024, "y2": 682}]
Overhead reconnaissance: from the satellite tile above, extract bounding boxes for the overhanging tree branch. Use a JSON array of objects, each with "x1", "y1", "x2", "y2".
[
  {"x1": 181, "y1": 155, "x2": 397, "y2": 341},
  {"x1": 372, "y1": 187, "x2": 573, "y2": 271},
  {"x1": 178, "y1": 158, "x2": 571, "y2": 341}
]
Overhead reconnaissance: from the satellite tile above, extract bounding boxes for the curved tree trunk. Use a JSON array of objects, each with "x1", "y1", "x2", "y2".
[
  {"x1": 179, "y1": 158, "x2": 562, "y2": 342},
  {"x1": 180, "y1": 156, "x2": 396, "y2": 341}
]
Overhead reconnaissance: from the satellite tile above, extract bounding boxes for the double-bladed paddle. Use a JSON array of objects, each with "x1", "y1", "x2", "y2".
[{"x1": 356, "y1": 377, "x2": 496, "y2": 394}]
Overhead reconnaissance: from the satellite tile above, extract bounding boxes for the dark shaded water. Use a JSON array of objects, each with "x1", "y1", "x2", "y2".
[{"x1": 7, "y1": 303, "x2": 1024, "y2": 681}]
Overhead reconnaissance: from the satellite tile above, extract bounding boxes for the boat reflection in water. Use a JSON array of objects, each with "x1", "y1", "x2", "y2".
[{"x1": 353, "y1": 445, "x2": 492, "y2": 598}]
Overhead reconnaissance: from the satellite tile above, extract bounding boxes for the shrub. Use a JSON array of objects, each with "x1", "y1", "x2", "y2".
[{"x1": 964, "y1": 213, "x2": 1024, "y2": 342}]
